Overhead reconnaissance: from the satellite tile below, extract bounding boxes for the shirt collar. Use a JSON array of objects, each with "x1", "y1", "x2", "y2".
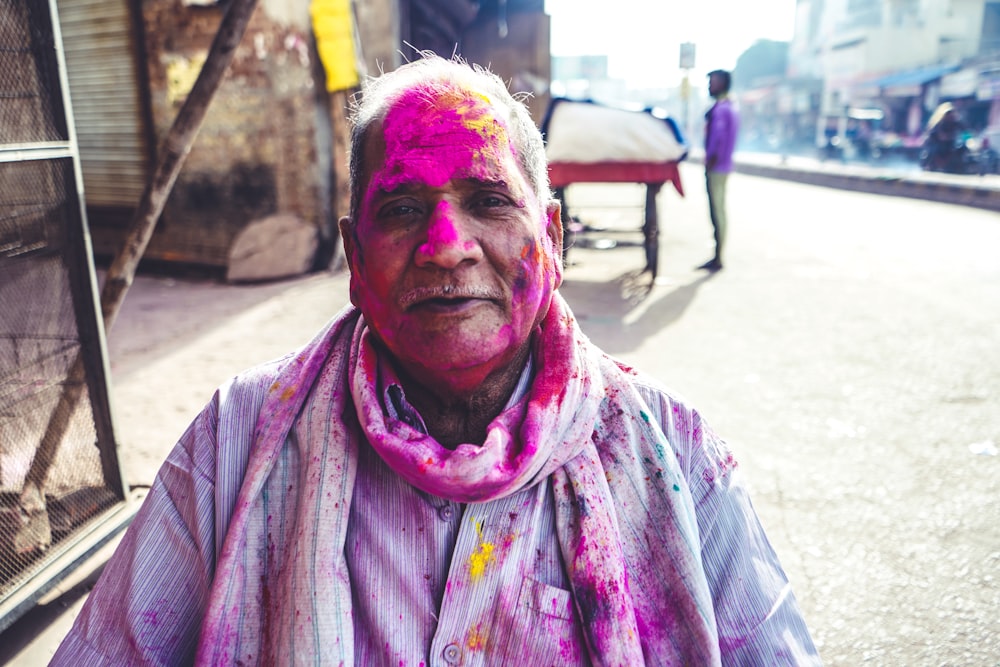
[{"x1": 379, "y1": 355, "x2": 536, "y2": 435}]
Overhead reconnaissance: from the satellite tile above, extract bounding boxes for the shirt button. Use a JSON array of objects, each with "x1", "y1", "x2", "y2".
[
  {"x1": 437, "y1": 504, "x2": 455, "y2": 521},
  {"x1": 443, "y1": 642, "x2": 461, "y2": 664}
]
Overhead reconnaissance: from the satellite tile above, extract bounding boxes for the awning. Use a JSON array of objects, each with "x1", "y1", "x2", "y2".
[
  {"x1": 877, "y1": 63, "x2": 960, "y2": 96},
  {"x1": 939, "y1": 67, "x2": 980, "y2": 98}
]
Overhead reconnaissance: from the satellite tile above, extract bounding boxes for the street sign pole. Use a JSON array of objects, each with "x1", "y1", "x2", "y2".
[{"x1": 679, "y1": 42, "x2": 696, "y2": 143}]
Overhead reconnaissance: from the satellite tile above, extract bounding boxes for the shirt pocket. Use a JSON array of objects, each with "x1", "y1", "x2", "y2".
[{"x1": 492, "y1": 577, "x2": 589, "y2": 666}]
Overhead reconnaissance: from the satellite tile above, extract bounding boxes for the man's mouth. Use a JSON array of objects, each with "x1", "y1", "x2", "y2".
[
  {"x1": 400, "y1": 285, "x2": 499, "y2": 311},
  {"x1": 420, "y1": 297, "x2": 476, "y2": 312}
]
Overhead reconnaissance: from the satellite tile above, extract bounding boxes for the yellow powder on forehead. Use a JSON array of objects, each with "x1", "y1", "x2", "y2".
[{"x1": 433, "y1": 87, "x2": 511, "y2": 152}]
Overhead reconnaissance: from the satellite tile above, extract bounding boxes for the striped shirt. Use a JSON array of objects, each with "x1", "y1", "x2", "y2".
[{"x1": 53, "y1": 355, "x2": 821, "y2": 666}]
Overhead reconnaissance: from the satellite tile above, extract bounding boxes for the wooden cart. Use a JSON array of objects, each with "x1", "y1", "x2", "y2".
[{"x1": 542, "y1": 98, "x2": 688, "y2": 281}]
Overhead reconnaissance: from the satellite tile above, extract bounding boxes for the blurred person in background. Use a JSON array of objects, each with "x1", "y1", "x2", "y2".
[{"x1": 701, "y1": 69, "x2": 740, "y2": 272}]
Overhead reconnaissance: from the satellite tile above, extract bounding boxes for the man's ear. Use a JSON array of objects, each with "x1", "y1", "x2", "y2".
[
  {"x1": 339, "y1": 216, "x2": 355, "y2": 262},
  {"x1": 545, "y1": 199, "x2": 564, "y2": 287},
  {"x1": 339, "y1": 216, "x2": 361, "y2": 306}
]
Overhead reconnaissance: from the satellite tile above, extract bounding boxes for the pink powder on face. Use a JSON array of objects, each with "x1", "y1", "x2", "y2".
[
  {"x1": 417, "y1": 201, "x2": 461, "y2": 256},
  {"x1": 371, "y1": 86, "x2": 520, "y2": 202},
  {"x1": 349, "y1": 81, "x2": 563, "y2": 386}
]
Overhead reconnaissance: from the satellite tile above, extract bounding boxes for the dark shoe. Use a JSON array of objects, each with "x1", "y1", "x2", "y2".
[{"x1": 697, "y1": 258, "x2": 723, "y2": 272}]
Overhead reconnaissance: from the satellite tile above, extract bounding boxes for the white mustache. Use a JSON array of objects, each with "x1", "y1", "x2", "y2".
[{"x1": 399, "y1": 284, "x2": 501, "y2": 308}]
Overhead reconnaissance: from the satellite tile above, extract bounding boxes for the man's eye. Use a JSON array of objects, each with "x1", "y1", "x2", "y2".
[
  {"x1": 473, "y1": 194, "x2": 510, "y2": 209},
  {"x1": 378, "y1": 201, "x2": 421, "y2": 218}
]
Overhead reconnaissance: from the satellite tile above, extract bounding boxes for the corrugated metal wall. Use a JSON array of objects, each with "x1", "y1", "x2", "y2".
[{"x1": 56, "y1": 0, "x2": 149, "y2": 209}]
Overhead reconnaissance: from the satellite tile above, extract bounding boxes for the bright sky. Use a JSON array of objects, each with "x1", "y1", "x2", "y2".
[{"x1": 545, "y1": 0, "x2": 797, "y2": 89}]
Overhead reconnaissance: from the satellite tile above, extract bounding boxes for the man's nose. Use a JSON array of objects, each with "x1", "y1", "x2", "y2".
[{"x1": 414, "y1": 201, "x2": 483, "y2": 268}]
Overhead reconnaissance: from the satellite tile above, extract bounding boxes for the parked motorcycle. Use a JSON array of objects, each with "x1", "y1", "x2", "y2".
[
  {"x1": 919, "y1": 134, "x2": 1000, "y2": 175},
  {"x1": 919, "y1": 135, "x2": 976, "y2": 173},
  {"x1": 918, "y1": 103, "x2": 999, "y2": 175},
  {"x1": 972, "y1": 135, "x2": 1000, "y2": 175}
]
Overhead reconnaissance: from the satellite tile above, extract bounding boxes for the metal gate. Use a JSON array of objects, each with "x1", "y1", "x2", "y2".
[{"x1": 0, "y1": 0, "x2": 135, "y2": 632}]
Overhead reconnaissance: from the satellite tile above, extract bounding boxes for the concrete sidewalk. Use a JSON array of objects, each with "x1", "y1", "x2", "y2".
[{"x1": 698, "y1": 148, "x2": 1000, "y2": 211}]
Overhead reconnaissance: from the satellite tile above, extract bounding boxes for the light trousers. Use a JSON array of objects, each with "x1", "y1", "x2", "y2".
[{"x1": 705, "y1": 170, "x2": 729, "y2": 262}]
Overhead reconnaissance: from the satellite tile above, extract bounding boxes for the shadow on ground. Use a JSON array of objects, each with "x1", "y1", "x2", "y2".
[{"x1": 560, "y1": 268, "x2": 716, "y2": 356}]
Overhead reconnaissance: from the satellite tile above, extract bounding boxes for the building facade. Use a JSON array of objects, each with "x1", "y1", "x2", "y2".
[
  {"x1": 787, "y1": 0, "x2": 1000, "y2": 151},
  {"x1": 55, "y1": 0, "x2": 551, "y2": 274}
]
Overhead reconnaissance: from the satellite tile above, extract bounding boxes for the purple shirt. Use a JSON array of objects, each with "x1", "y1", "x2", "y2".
[{"x1": 705, "y1": 96, "x2": 739, "y2": 173}]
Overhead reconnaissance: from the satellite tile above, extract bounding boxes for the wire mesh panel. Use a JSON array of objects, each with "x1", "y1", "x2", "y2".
[
  {"x1": 0, "y1": 1, "x2": 68, "y2": 146},
  {"x1": 0, "y1": 0, "x2": 130, "y2": 631}
]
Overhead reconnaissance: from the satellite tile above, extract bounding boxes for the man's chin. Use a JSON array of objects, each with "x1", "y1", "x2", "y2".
[
  {"x1": 400, "y1": 342, "x2": 507, "y2": 373},
  {"x1": 393, "y1": 335, "x2": 519, "y2": 382}
]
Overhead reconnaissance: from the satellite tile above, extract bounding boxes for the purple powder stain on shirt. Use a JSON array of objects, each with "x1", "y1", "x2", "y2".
[{"x1": 140, "y1": 608, "x2": 159, "y2": 627}]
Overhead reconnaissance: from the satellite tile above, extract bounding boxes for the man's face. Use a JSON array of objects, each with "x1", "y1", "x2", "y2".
[
  {"x1": 342, "y1": 86, "x2": 562, "y2": 389},
  {"x1": 708, "y1": 73, "x2": 724, "y2": 98}
]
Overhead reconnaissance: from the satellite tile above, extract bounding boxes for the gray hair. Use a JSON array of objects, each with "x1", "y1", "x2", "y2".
[{"x1": 346, "y1": 53, "x2": 550, "y2": 221}]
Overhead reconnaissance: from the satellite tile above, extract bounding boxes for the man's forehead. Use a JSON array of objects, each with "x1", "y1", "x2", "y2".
[
  {"x1": 391, "y1": 82, "x2": 506, "y2": 119},
  {"x1": 382, "y1": 83, "x2": 512, "y2": 145},
  {"x1": 360, "y1": 83, "x2": 522, "y2": 193}
]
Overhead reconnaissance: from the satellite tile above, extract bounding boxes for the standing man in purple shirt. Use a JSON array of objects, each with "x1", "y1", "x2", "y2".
[
  {"x1": 52, "y1": 55, "x2": 819, "y2": 666},
  {"x1": 700, "y1": 69, "x2": 740, "y2": 272}
]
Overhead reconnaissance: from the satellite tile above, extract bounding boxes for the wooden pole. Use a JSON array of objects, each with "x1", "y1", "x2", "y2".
[
  {"x1": 100, "y1": 0, "x2": 261, "y2": 331},
  {"x1": 15, "y1": 0, "x2": 261, "y2": 554}
]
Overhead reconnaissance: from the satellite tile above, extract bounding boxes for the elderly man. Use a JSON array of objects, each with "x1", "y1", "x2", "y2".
[{"x1": 53, "y1": 55, "x2": 820, "y2": 666}]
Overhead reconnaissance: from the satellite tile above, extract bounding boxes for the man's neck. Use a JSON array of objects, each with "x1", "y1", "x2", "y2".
[{"x1": 389, "y1": 343, "x2": 531, "y2": 448}]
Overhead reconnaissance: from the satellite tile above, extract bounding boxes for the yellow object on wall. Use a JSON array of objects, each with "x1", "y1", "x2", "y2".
[
  {"x1": 310, "y1": 0, "x2": 359, "y2": 92},
  {"x1": 166, "y1": 53, "x2": 207, "y2": 106}
]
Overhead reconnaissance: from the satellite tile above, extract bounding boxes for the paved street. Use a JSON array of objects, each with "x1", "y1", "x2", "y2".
[
  {"x1": 561, "y1": 163, "x2": 1000, "y2": 665},
  {"x1": 2, "y1": 161, "x2": 999, "y2": 664}
]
